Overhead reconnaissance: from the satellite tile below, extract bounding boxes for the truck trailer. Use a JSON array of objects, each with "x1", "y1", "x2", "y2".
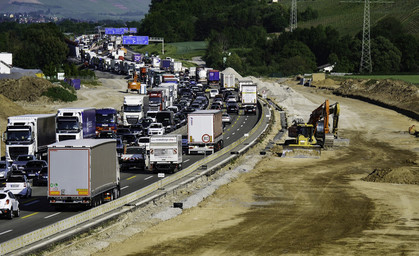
[
  {"x1": 221, "y1": 73, "x2": 236, "y2": 90},
  {"x1": 4, "y1": 114, "x2": 56, "y2": 161},
  {"x1": 149, "y1": 135, "x2": 182, "y2": 173},
  {"x1": 187, "y1": 110, "x2": 223, "y2": 154},
  {"x1": 48, "y1": 139, "x2": 120, "y2": 208},
  {"x1": 56, "y1": 108, "x2": 96, "y2": 142},
  {"x1": 207, "y1": 70, "x2": 220, "y2": 85}
]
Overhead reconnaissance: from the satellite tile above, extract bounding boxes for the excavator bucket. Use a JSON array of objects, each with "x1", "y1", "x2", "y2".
[{"x1": 281, "y1": 145, "x2": 321, "y2": 158}]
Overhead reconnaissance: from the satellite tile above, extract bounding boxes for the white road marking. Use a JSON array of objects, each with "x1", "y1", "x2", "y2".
[
  {"x1": 184, "y1": 159, "x2": 190, "y2": 163},
  {"x1": 226, "y1": 137, "x2": 230, "y2": 140},
  {"x1": 232, "y1": 132, "x2": 235, "y2": 135},
  {"x1": 44, "y1": 212, "x2": 61, "y2": 219},
  {"x1": 241, "y1": 124, "x2": 243, "y2": 127},
  {"x1": 0, "y1": 230, "x2": 12, "y2": 236},
  {"x1": 121, "y1": 186, "x2": 129, "y2": 190},
  {"x1": 24, "y1": 200, "x2": 40, "y2": 206},
  {"x1": 144, "y1": 176, "x2": 153, "y2": 180}
]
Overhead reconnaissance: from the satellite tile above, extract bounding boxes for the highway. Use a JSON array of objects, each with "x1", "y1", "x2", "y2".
[{"x1": 0, "y1": 109, "x2": 260, "y2": 244}]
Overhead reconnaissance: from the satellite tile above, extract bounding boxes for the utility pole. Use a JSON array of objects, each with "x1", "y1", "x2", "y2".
[
  {"x1": 290, "y1": 0, "x2": 297, "y2": 32},
  {"x1": 360, "y1": 0, "x2": 372, "y2": 73},
  {"x1": 341, "y1": 0, "x2": 394, "y2": 73}
]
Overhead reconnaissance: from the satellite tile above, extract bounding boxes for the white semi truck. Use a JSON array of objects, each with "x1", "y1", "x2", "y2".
[
  {"x1": 187, "y1": 110, "x2": 223, "y2": 155},
  {"x1": 149, "y1": 135, "x2": 182, "y2": 173},
  {"x1": 48, "y1": 139, "x2": 120, "y2": 208},
  {"x1": 56, "y1": 108, "x2": 96, "y2": 142},
  {"x1": 4, "y1": 114, "x2": 56, "y2": 161},
  {"x1": 121, "y1": 95, "x2": 149, "y2": 126}
]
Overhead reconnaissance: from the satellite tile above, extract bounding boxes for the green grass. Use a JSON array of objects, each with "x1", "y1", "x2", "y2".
[
  {"x1": 338, "y1": 75, "x2": 419, "y2": 85},
  {"x1": 132, "y1": 41, "x2": 208, "y2": 65},
  {"x1": 281, "y1": 0, "x2": 419, "y2": 37}
]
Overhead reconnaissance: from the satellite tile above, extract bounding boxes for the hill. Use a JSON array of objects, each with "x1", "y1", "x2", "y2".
[
  {"x1": 0, "y1": 0, "x2": 151, "y2": 21},
  {"x1": 284, "y1": 0, "x2": 419, "y2": 37}
]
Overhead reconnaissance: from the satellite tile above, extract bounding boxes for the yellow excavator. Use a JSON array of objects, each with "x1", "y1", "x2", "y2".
[{"x1": 282, "y1": 100, "x2": 340, "y2": 158}]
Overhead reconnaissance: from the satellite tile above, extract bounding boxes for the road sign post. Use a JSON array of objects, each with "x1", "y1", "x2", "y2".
[{"x1": 158, "y1": 172, "x2": 165, "y2": 190}]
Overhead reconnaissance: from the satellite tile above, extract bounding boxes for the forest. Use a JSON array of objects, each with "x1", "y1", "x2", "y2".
[
  {"x1": 139, "y1": 0, "x2": 419, "y2": 75},
  {"x1": 0, "y1": 0, "x2": 418, "y2": 77}
]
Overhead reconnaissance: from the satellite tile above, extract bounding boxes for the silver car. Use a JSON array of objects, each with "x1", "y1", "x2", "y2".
[{"x1": 0, "y1": 161, "x2": 12, "y2": 180}]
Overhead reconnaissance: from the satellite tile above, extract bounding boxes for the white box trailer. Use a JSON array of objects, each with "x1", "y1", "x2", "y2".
[
  {"x1": 149, "y1": 135, "x2": 182, "y2": 173},
  {"x1": 187, "y1": 110, "x2": 223, "y2": 155},
  {"x1": 221, "y1": 73, "x2": 236, "y2": 90},
  {"x1": 48, "y1": 139, "x2": 120, "y2": 208},
  {"x1": 241, "y1": 84, "x2": 257, "y2": 105}
]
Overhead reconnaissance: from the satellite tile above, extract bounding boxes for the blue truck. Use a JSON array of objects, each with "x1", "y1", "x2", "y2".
[
  {"x1": 95, "y1": 108, "x2": 118, "y2": 136},
  {"x1": 56, "y1": 108, "x2": 96, "y2": 142},
  {"x1": 208, "y1": 70, "x2": 220, "y2": 85}
]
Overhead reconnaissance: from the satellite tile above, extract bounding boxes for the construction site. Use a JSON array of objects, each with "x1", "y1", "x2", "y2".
[{"x1": 0, "y1": 72, "x2": 418, "y2": 255}]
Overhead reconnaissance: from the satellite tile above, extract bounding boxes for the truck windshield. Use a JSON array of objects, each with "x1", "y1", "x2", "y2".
[
  {"x1": 126, "y1": 147, "x2": 144, "y2": 154},
  {"x1": 6, "y1": 129, "x2": 31, "y2": 142},
  {"x1": 149, "y1": 97, "x2": 162, "y2": 104},
  {"x1": 96, "y1": 114, "x2": 116, "y2": 123},
  {"x1": 123, "y1": 105, "x2": 141, "y2": 112},
  {"x1": 56, "y1": 117, "x2": 79, "y2": 131}
]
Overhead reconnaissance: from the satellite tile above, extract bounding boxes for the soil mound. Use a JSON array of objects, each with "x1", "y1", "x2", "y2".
[
  {"x1": 334, "y1": 79, "x2": 419, "y2": 119},
  {"x1": 362, "y1": 167, "x2": 419, "y2": 185},
  {"x1": 0, "y1": 76, "x2": 54, "y2": 101}
]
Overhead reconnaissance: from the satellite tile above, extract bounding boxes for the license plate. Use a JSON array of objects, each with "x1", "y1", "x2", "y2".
[
  {"x1": 10, "y1": 184, "x2": 19, "y2": 187},
  {"x1": 28, "y1": 174, "x2": 35, "y2": 177}
]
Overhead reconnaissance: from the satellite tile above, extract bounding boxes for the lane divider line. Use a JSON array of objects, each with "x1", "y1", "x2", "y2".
[
  {"x1": 127, "y1": 176, "x2": 136, "y2": 181},
  {"x1": 21, "y1": 212, "x2": 39, "y2": 219},
  {"x1": 121, "y1": 186, "x2": 129, "y2": 190},
  {"x1": 144, "y1": 176, "x2": 153, "y2": 180},
  {"x1": 0, "y1": 230, "x2": 12, "y2": 236},
  {"x1": 44, "y1": 212, "x2": 61, "y2": 219}
]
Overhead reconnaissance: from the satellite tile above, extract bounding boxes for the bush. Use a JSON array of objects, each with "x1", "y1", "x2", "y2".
[{"x1": 42, "y1": 87, "x2": 77, "y2": 102}]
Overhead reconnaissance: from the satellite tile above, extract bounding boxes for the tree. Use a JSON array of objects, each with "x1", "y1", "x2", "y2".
[
  {"x1": 225, "y1": 52, "x2": 244, "y2": 74},
  {"x1": 371, "y1": 36, "x2": 401, "y2": 72}
]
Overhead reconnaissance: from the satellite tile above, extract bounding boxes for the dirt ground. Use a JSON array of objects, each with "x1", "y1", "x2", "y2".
[
  {"x1": 1, "y1": 74, "x2": 418, "y2": 255},
  {"x1": 88, "y1": 81, "x2": 419, "y2": 256}
]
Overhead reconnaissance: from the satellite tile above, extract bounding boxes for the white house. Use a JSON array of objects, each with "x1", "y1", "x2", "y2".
[{"x1": 0, "y1": 52, "x2": 12, "y2": 74}]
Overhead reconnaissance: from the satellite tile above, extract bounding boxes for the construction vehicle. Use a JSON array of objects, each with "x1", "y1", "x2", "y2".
[
  {"x1": 409, "y1": 125, "x2": 418, "y2": 137},
  {"x1": 283, "y1": 100, "x2": 340, "y2": 158},
  {"x1": 127, "y1": 73, "x2": 145, "y2": 94}
]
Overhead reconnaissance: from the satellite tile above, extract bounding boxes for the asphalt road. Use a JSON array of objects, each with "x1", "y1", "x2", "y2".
[{"x1": 0, "y1": 109, "x2": 259, "y2": 243}]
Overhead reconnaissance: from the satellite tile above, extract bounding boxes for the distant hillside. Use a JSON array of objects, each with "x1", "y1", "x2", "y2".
[
  {"x1": 283, "y1": 0, "x2": 419, "y2": 37},
  {"x1": 0, "y1": 0, "x2": 151, "y2": 21}
]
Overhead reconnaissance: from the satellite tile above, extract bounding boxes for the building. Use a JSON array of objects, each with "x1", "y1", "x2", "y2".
[{"x1": 0, "y1": 52, "x2": 12, "y2": 74}]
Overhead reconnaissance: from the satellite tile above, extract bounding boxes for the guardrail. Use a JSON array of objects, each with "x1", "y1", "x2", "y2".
[{"x1": 1, "y1": 99, "x2": 272, "y2": 255}]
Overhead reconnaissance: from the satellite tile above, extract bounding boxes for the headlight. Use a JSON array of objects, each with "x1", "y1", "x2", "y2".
[{"x1": 0, "y1": 171, "x2": 5, "y2": 178}]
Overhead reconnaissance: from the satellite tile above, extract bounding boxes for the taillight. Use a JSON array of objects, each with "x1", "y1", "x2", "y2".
[{"x1": 6, "y1": 199, "x2": 10, "y2": 205}]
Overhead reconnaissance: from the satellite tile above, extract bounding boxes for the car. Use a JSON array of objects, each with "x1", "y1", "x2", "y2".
[
  {"x1": 138, "y1": 136, "x2": 150, "y2": 153},
  {"x1": 97, "y1": 130, "x2": 117, "y2": 139},
  {"x1": 148, "y1": 122, "x2": 165, "y2": 135},
  {"x1": 181, "y1": 135, "x2": 189, "y2": 154},
  {"x1": 121, "y1": 133, "x2": 138, "y2": 146},
  {"x1": 5, "y1": 175, "x2": 32, "y2": 198},
  {"x1": 222, "y1": 113, "x2": 232, "y2": 124},
  {"x1": 116, "y1": 137, "x2": 124, "y2": 158},
  {"x1": 210, "y1": 103, "x2": 222, "y2": 110},
  {"x1": 0, "y1": 189, "x2": 20, "y2": 219},
  {"x1": 244, "y1": 105, "x2": 257, "y2": 115},
  {"x1": 33, "y1": 166, "x2": 48, "y2": 186},
  {"x1": 209, "y1": 89, "x2": 219, "y2": 98},
  {"x1": 24, "y1": 160, "x2": 48, "y2": 180},
  {"x1": 116, "y1": 127, "x2": 131, "y2": 137},
  {"x1": 12, "y1": 154, "x2": 36, "y2": 171},
  {"x1": 226, "y1": 102, "x2": 239, "y2": 114},
  {"x1": 0, "y1": 160, "x2": 12, "y2": 180}
]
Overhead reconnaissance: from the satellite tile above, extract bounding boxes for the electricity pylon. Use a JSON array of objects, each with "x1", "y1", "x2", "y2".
[
  {"x1": 290, "y1": 0, "x2": 297, "y2": 32},
  {"x1": 341, "y1": 0, "x2": 393, "y2": 73}
]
